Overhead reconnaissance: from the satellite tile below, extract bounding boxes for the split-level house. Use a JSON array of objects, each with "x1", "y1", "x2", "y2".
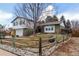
[
  {"x1": 11, "y1": 17, "x2": 34, "y2": 36},
  {"x1": 11, "y1": 15, "x2": 63, "y2": 37}
]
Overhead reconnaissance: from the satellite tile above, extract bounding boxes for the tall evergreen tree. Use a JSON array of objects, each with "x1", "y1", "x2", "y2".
[
  {"x1": 52, "y1": 15, "x2": 58, "y2": 21},
  {"x1": 66, "y1": 19, "x2": 71, "y2": 29},
  {"x1": 46, "y1": 16, "x2": 53, "y2": 22},
  {"x1": 66, "y1": 19, "x2": 72, "y2": 33},
  {"x1": 60, "y1": 15, "x2": 66, "y2": 28}
]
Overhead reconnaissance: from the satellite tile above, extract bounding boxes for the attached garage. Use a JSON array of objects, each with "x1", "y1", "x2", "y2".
[{"x1": 16, "y1": 29, "x2": 23, "y2": 37}]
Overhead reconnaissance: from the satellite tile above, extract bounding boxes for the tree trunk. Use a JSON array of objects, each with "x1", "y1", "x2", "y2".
[
  {"x1": 33, "y1": 19, "x2": 37, "y2": 35},
  {"x1": 33, "y1": 23, "x2": 36, "y2": 35}
]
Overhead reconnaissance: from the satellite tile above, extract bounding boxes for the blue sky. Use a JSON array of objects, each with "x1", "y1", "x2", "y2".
[
  {"x1": 0, "y1": 3, "x2": 16, "y2": 25},
  {"x1": 0, "y1": 3, "x2": 16, "y2": 12},
  {"x1": 54, "y1": 3, "x2": 79, "y2": 14},
  {"x1": 0, "y1": 3, "x2": 79, "y2": 26}
]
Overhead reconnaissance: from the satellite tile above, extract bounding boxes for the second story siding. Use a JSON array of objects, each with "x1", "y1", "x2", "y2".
[{"x1": 12, "y1": 17, "x2": 34, "y2": 29}]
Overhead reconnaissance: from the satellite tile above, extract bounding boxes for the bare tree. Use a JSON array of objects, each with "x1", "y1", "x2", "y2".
[
  {"x1": 66, "y1": 20, "x2": 71, "y2": 28},
  {"x1": 14, "y1": 3, "x2": 51, "y2": 34},
  {"x1": 66, "y1": 19, "x2": 72, "y2": 33},
  {"x1": 71, "y1": 20, "x2": 79, "y2": 29}
]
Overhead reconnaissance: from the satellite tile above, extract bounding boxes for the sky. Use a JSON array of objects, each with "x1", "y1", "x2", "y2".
[
  {"x1": 55, "y1": 3, "x2": 79, "y2": 21},
  {"x1": 0, "y1": 3, "x2": 16, "y2": 25},
  {"x1": 0, "y1": 3, "x2": 79, "y2": 27}
]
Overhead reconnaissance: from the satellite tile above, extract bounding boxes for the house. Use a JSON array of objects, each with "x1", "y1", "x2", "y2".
[
  {"x1": 11, "y1": 15, "x2": 63, "y2": 36},
  {"x1": 36, "y1": 15, "x2": 61, "y2": 33},
  {"x1": 11, "y1": 17, "x2": 34, "y2": 36},
  {"x1": 0, "y1": 24, "x2": 5, "y2": 39}
]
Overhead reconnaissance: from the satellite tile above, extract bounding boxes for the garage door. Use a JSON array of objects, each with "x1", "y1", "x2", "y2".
[{"x1": 16, "y1": 29, "x2": 23, "y2": 36}]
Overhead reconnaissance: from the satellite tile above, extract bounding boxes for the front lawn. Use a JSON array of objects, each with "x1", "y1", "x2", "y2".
[
  {"x1": 55, "y1": 34, "x2": 67, "y2": 43},
  {"x1": 1, "y1": 33, "x2": 68, "y2": 48}
]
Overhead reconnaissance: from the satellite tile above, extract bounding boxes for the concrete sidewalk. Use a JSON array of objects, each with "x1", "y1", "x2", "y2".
[{"x1": 0, "y1": 49, "x2": 16, "y2": 56}]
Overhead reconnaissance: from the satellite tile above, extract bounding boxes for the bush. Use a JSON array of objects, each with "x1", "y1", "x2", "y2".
[
  {"x1": 16, "y1": 35, "x2": 19, "y2": 37},
  {"x1": 24, "y1": 29, "x2": 33, "y2": 36},
  {"x1": 55, "y1": 34, "x2": 68, "y2": 43},
  {"x1": 55, "y1": 34, "x2": 63, "y2": 43},
  {"x1": 72, "y1": 29, "x2": 79, "y2": 37},
  {"x1": 0, "y1": 32, "x2": 5, "y2": 39}
]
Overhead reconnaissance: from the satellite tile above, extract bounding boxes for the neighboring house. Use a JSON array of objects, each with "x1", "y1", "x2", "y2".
[
  {"x1": 36, "y1": 15, "x2": 61, "y2": 33},
  {"x1": 0, "y1": 24, "x2": 5, "y2": 39},
  {"x1": 11, "y1": 17, "x2": 34, "y2": 36},
  {"x1": 0, "y1": 24, "x2": 5, "y2": 31},
  {"x1": 0, "y1": 24, "x2": 3, "y2": 29}
]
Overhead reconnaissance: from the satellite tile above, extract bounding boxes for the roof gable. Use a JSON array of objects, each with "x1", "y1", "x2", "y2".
[
  {"x1": 11, "y1": 16, "x2": 34, "y2": 23},
  {"x1": 45, "y1": 15, "x2": 58, "y2": 22}
]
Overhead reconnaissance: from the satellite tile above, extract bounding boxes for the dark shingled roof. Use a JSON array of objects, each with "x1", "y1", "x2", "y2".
[
  {"x1": 37, "y1": 21, "x2": 60, "y2": 26},
  {"x1": 11, "y1": 16, "x2": 34, "y2": 23},
  {"x1": 45, "y1": 15, "x2": 58, "y2": 22}
]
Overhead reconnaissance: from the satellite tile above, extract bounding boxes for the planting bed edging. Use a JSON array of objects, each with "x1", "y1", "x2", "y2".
[{"x1": 0, "y1": 44, "x2": 38, "y2": 56}]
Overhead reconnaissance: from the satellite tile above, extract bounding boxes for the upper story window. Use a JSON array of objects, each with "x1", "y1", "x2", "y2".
[
  {"x1": 13, "y1": 22, "x2": 15, "y2": 26},
  {"x1": 20, "y1": 20, "x2": 22, "y2": 25},
  {"x1": 23, "y1": 20, "x2": 25, "y2": 24},
  {"x1": 13, "y1": 21, "x2": 18, "y2": 26},
  {"x1": 19, "y1": 19, "x2": 25, "y2": 25},
  {"x1": 16, "y1": 22, "x2": 18, "y2": 25}
]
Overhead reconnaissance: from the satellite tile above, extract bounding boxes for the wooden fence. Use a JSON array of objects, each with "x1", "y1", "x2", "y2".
[{"x1": 0, "y1": 34, "x2": 68, "y2": 56}]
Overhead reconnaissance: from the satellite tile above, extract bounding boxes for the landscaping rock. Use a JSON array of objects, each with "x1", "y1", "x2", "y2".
[{"x1": 0, "y1": 44, "x2": 38, "y2": 56}]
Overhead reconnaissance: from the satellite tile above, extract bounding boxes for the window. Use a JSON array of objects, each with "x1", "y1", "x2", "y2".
[
  {"x1": 49, "y1": 27, "x2": 51, "y2": 30},
  {"x1": 51, "y1": 27, "x2": 53, "y2": 30},
  {"x1": 20, "y1": 20, "x2": 22, "y2": 25},
  {"x1": 16, "y1": 22, "x2": 18, "y2": 25},
  {"x1": 45, "y1": 26, "x2": 52, "y2": 31},
  {"x1": 44, "y1": 26, "x2": 55, "y2": 33},
  {"x1": 46, "y1": 28, "x2": 48, "y2": 31},
  {"x1": 13, "y1": 22, "x2": 15, "y2": 26},
  {"x1": 13, "y1": 22, "x2": 18, "y2": 26},
  {"x1": 23, "y1": 20, "x2": 25, "y2": 24}
]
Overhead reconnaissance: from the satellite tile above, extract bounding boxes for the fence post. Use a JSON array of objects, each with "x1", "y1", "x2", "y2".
[
  {"x1": 12, "y1": 35, "x2": 16, "y2": 48},
  {"x1": 0, "y1": 32, "x2": 3, "y2": 44},
  {"x1": 39, "y1": 37, "x2": 42, "y2": 56},
  {"x1": 11, "y1": 29, "x2": 16, "y2": 48},
  {"x1": 63, "y1": 35, "x2": 64, "y2": 42}
]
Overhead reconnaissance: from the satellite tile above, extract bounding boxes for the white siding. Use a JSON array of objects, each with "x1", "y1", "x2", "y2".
[
  {"x1": 12, "y1": 18, "x2": 34, "y2": 29},
  {"x1": 44, "y1": 25, "x2": 55, "y2": 33},
  {"x1": 16, "y1": 29, "x2": 23, "y2": 36}
]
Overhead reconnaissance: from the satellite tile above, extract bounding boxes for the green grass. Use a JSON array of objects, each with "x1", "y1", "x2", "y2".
[
  {"x1": 15, "y1": 33, "x2": 67, "y2": 47},
  {"x1": 55, "y1": 34, "x2": 68, "y2": 43},
  {"x1": 55, "y1": 34, "x2": 63, "y2": 42}
]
